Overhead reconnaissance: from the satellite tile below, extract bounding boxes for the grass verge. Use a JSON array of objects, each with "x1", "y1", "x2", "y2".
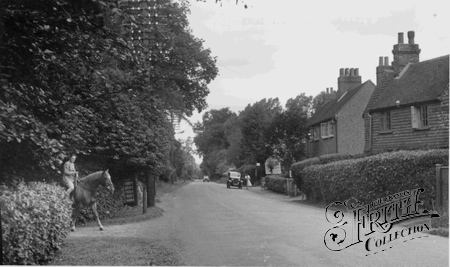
[
  {"x1": 50, "y1": 236, "x2": 182, "y2": 266},
  {"x1": 48, "y1": 180, "x2": 191, "y2": 266}
]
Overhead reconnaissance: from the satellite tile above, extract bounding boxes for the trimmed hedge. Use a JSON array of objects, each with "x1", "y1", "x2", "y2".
[
  {"x1": 1, "y1": 182, "x2": 72, "y2": 265},
  {"x1": 264, "y1": 175, "x2": 287, "y2": 194},
  {"x1": 299, "y1": 149, "x2": 448, "y2": 206}
]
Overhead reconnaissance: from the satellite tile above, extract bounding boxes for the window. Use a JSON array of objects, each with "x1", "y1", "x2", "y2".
[
  {"x1": 321, "y1": 123, "x2": 327, "y2": 138},
  {"x1": 420, "y1": 106, "x2": 428, "y2": 127},
  {"x1": 313, "y1": 126, "x2": 319, "y2": 141},
  {"x1": 327, "y1": 121, "x2": 334, "y2": 137},
  {"x1": 320, "y1": 121, "x2": 334, "y2": 139},
  {"x1": 380, "y1": 111, "x2": 391, "y2": 130},
  {"x1": 411, "y1": 105, "x2": 429, "y2": 128}
]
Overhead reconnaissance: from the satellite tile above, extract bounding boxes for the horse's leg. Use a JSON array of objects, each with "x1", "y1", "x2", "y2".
[
  {"x1": 91, "y1": 202, "x2": 104, "y2": 231},
  {"x1": 71, "y1": 204, "x2": 79, "y2": 232}
]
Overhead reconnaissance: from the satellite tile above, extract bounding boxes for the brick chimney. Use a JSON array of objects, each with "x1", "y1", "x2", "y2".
[
  {"x1": 337, "y1": 68, "x2": 362, "y2": 97},
  {"x1": 322, "y1": 87, "x2": 336, "y2": 104},
  {"x1": 392, "y1": 31, "x2": 421, "y2": 74},
  {"x1": 376, "y1": 56, "x2": 393, "y2": 85}
]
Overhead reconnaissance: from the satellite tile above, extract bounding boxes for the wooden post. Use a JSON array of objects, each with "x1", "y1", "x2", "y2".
[
  {"x1": 147, "y1": 173, "x2": 155, "y2": 207},
  {"x1": 1, "y1": 205, "x2": 3, "y2": 265},
  {"x1": 436, "y1": 164, "x2": 442, "y2": 209},
  {"x1": 142, "y1": 183, "x2": 147, "y2": 214},
  {"x1": 133, "y1": 175, "x2": 138, "y2": 206}
]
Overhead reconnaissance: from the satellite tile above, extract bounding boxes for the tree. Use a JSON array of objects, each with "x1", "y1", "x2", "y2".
[
  {"x1": 0, "y1": 0, "x2": 218, "y2": 184},
  {"x1": 265, "y1": 94, "x2": 312, "y2": 172},
  {"x1": 194, "y1": 108, "x2": 236, "y2": 178},
  {"x1": 238, "y1": 98, "x2": 282, "y2": 165}
]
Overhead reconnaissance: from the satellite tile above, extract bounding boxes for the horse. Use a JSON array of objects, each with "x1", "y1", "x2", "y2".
[{"x1": 70, "y1": 169, "x2": 115, "y2": 232}]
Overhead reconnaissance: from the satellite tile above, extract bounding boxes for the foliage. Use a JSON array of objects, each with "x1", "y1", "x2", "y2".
[
  {"x1": 194, "y1": 108, "x2": 236, "y2": 177},
  {"x1": 0, "y1": 0, "x2": 217, "y2": 185},
  {"x1": 318, "y1": 153, "x2": 352, "y2": 165},
  {"x1": 263, "y1": 175, "x2": 287, "y2": 194},
  {"x1": 291, "y1": 153, "x2": 355, "y2": 189},
  {"x1": 238, "y1": 98, "x2": 282, "y2": 164},
  {"x1": 298, "y1": 149, "x2": 448, "y2": 206},
  {"x1": 265, "y1": 94, "x2": 311, "y2": 171},
  {"x1": 0, "y1": 182, "x2": 72, "y2": 265}
]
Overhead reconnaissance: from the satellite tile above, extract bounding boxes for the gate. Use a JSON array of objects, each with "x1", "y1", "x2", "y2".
[
  {"x1": 123, "y1": 177, "x2": 138, "y2": 205},
  {"x1": 435, "y1": 164, "x2": 449, "y2": 211}
]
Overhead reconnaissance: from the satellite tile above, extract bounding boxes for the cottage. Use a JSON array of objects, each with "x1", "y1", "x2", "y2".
[
  {"x1": 364, "y1": 31, "x2": 449, "y2": 153},
  {"x1": 307, "y1": 69, "x2": 375, "y2": 157}
]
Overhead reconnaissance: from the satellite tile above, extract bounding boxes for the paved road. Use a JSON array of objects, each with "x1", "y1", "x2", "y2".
[{"x1": 71, "y1": 181, "x2": 449, "y2": 266}]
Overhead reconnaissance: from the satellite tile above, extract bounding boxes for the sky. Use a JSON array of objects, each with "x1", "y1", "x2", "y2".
[{"x1": 175, "y1": 0, "x2": 450, "y2": 162}]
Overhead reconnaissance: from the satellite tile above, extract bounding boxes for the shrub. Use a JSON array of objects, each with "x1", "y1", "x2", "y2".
[
  {"x1": 301, "y1": 149, "x2": 448, "y2": 207},
  {"x1": 264, "y1": 175, "x2": 287, "y2": 194},
  {"x1": 291, "y1": 157, "x2": 321, "y2": 189},
  {"x1": 1, "y1": 182, "x2": 72, "y2": 265},
  {"x1": 318, "y1": 153, "x2": 352, "y2": 164}
]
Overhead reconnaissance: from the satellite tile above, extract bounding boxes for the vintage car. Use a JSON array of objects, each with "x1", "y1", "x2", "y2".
[
  {"x1": 227, "y1": 171, "x2": 242, "y2": 189},
  {"x1": 203, "y1": 175, "x2": 210, "y2": 182}
]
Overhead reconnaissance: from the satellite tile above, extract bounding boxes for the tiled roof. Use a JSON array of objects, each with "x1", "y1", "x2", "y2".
[
  {"x1": 369, "y1": 55, "x2": 449, "y2": 111},
  {"x1": 308, "y1": 80, "x2": 373, "y2": 126}
]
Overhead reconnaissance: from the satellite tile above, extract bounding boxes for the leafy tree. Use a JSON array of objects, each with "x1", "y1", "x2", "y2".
[
  {"x1": 238, "y1": 98, "x2": 282, "y2": 165},
  {"x1": 266, "y1": 94, "x2": 312, "y2": 172},
  {"x1": 0, "y1": 0, "x2": 218, "y2": 184},
  {"x1": 194, "y1": 108, "x2": 236, "y2": 178}
]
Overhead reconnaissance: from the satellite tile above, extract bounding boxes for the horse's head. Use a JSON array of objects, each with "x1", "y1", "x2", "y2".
[{"x1": 101, "y1": 169, "x2": 115, "y2": 195}]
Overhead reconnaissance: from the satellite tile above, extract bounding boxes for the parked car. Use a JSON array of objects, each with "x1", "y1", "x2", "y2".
[
  {"x1": 227, "y1": 171, "x2": 242, "y2": 189},
  {"x1": 203, "y1": 176, "x2": 210, "y2": 182}
]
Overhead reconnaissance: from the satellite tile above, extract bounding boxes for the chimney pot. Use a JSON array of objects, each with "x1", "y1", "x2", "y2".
[
  {"x1": 326, "y1": 88, "x2": 329, "y2": 94},
  {"x1": 408, "y1": 31, "x2": 415, "y2": 44},
  {"x1": 339, "y1": 68, "x2": 344, "y2": 76},
  {"x1": 379, "y1": 56, "x2": 384, "y2": 66},
  {"x1": 345, "y1": 68, "x2": 349, "y2": 76},
  {"x1": 398, "y1": 32, "x2": 404, "y2": 44},
  {"x1": 350, "y1": 68, "x2": 355, "y2": 76},
  {"x1": 355, "y1": 68, "x2": 359, "y2": 76},
  {"x1": 330, "y1": 87, "x2": 333, "y2": 92},
  {"x1": 384, "y1": 56, "x2": 389, "y2": 66}
]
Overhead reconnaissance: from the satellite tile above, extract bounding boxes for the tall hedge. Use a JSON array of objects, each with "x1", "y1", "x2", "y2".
[
  {"x1": 299, "y1": 149, "x2": 448, "y2": 206},
  {"x1": 1, "y1": 182, "x2": 72, "y2": 265}
]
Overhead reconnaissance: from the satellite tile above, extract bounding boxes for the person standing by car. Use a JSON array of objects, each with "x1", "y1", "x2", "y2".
[
  {"x1": 62, "y1": 154, "x2": 78, "y2": 201},
  {"x1": 246, "y1": 174, "x2": 252, "y2": 187}
]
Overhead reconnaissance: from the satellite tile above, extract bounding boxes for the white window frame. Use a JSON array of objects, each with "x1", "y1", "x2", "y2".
[
  {"x1": 327, "y1": 121, "x2": 334, "y2": 137},
  {"x1": 321, "y1": 123, "x2": 327, "y2": 138},
  {"x1": 320, "y1": 121, "x2": 334, "y2": 139},
  {"x1": 411, "y1": 105, "x2": 428, "y2": 129}
]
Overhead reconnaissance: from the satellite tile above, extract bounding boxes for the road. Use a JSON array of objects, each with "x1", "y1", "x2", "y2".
[{"x1": 70, "y1": 181, "x2": 449, "y2": 266}]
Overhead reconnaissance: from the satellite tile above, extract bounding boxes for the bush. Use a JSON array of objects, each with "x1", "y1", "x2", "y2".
[
  {"x1": 1, "y1": 182, "x2": 72, "y2": 265},
  {"x1": 300, "y1": 149, "x2": 448, "y2": 207},
  {"x1": 291, "y1": 157, "x2": 321, "y2": 189},
  {"x1": 318, "y1": 153, "x2": 352, "y2": 164},
  {"x1": 264, "y1": 175, "x2": 287, "y2": 194}
]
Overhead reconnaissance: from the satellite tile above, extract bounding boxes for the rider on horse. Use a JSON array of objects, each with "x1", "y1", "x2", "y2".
[{"x1": 62, "y1": 153, "x2": 78, "y2": 201}]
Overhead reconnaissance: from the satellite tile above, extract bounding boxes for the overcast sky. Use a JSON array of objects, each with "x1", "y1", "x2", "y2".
[{"x1": 176, "y1": 0, "x2": 450, "y2": 162}]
